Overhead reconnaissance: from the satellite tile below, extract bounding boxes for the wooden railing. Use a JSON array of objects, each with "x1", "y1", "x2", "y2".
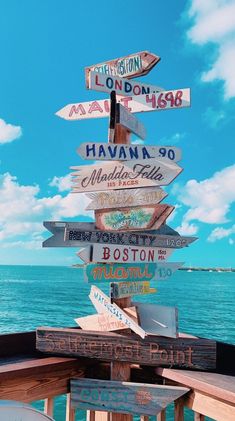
[{"x1": 0, "y1": 331, "x2": 234, "y2": 421}]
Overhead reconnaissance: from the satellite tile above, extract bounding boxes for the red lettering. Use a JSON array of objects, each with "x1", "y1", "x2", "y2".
[
  {"x1": 123, "y1": 248, "x2": 128, "y2": 262},
  {"x1": 148, "y1": 249, "x2": 154, "y2": 262},
  {"x1": 120, "y1": 96, "x2": 132, "y2": 111},
  {"x1": 114, "y1": 248, "x2": 121, "y2": 260},
  {"x1": 88, "y1": 101, "x2": 103, "y2": 114},
  {"x1": 132, "y1": 248, "x2": 138, "y2": 261},
  {"x1": 69, "y1": 104, "x2": 86, "y2": 117},
  {"x1": 95, "y1": 74, "x2": 104, "y2": 87},
  {"x1": 102, "y1": 247, "x2": 110, "y2": 260},
  {"x1": 146, "y1": 94, "x2": 156, "y2": 108},
  {"x1": 140, "y1": 250, "x2": 146, "y2": 261},
  {"x1": 104, "y1": 100, "x2": 110, "y2": 113}
]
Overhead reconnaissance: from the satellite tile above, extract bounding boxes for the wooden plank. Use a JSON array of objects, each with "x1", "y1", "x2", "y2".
[
  {"x1": 44, "y1": 397, "x2": 54, "y2": 417},
  {"x1": 84, "y1": 262, "x2": 183, "y2": 283},
  {"x1": 89, "y1": 70, "x2": 163, "y2": 98},
  {"x1": 184, "y1": 390, "x2": 235, "y2": 421},
  {"x1": 85, "y1": 188, "x2": 168, "y2": 210},
  {"x1": 194, "y1": 413, "x2": 205, "y2": 421},
  {"x1": 111, "y1": 281, "x2": 156, "y2": 299},
  {"x1": 75, "y1": 313, "x2": 126, "y2": 332},
  {"x1": 174, "y1": 399, "x2": 184, "y2": 421},
  {"x1": 94, "y1": 205, "x2": 174, "y2": 232},
  {"x1": 156, "y1": 410, "x2": 166, "y2": 421},
  {"x1": 116, "y1": 103, "x2": 146, "y2": 139},
  {"x1": 55, "y1": 88, "x2": 190, "y2": 121},
  {"x1": 70, "y1": 378, "x2": 189, "y2": 416},
  {"x1": 71, "y1": 158, "x2": 183, "y2": 192},
  {"x1": 0, "y1": 402, "x2": 54, "y2": 420},
  {"x1": 155, "y1": 368, "x2": 235, "y2": 405},
  {"x1": 0, "y1": 330, "x2": 36, "y2": 357},
  {"x1": 85, "y1": 51, "x2": 160, "y2": 87},
  {"x1": 133, "y1": 303, "x2": 178, "y2": 338},
  {"x1": 78, "y1": 245, "x2": 174, "y2": 264},
  {"x1": 66, "y1": 393, "x2": 75, "y2": 421},
  {"x1": 36, "y1": 327, "x2": 217, "y2": 371},
  {"x1": 89, "y1": 285, "x2": 146, "y2": 339},
  {"x1": 108, "y1": 91, "x2": 117, "y2": 143},
  {"x1": 43, "y1": 221, "x2": 196, "y2": 249},
  {"x1": 78, "y1": 143, "x2": 181, "y2": 163}
]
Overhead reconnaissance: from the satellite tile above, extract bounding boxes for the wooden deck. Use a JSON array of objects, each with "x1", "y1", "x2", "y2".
[{"x1": 0, "y1": 330, "x2": 234, "y2": 420}]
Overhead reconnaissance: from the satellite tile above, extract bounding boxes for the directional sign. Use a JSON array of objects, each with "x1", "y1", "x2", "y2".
[
  {"x1": 111, "y1": 281, "x2": 156, "y2": 299},
  {"x1": 89, "y1": 70, "x2": 163, "y2": 97},
  {"x1": 43, "y1": 221, "x2": 196, "y2": 248},
  {"x1": 134, "y1": 303, "x2": 178, "y2": 338},
  {"x1": 94, "y1": 204, "x2": 174, "y2": 231},
  {"x1": 77, "y1": 244, "x2": 174, "y2": 264},
  {"x1": 78, "y1": 143, "x2": 181, "y2": 162},
  {"x1": 85, "y1": 51, "x2": 161, "y2": 87},
  {"x1": 85, "y1": 188, "x2": 168, "y2": 210},
  {"x1": 83, "y1": 262, "x2": 183, "y2": 283},
  {"x1": 71, "y1": 158, "x2": 183, "y2": 192},
  {"x1": 75, "y1": 312, "x2": 126, "y2": 332},
  {"x1": 116, "y1": 103, "x2": 146, "y2": 139},
  {"x1": 55, "y1": 88, "x2": 191, "y2": 121},
  {"x1": 89, "y1": 285, "x2": 146, "y2": 338},
  {"x1": 71, "y1": 378, "x2": 189, "y2": 416}
]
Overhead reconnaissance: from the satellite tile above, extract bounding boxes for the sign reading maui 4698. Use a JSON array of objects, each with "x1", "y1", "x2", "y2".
[{"x1": 71, "y1": 159, "x2": 182, "y2": 192}]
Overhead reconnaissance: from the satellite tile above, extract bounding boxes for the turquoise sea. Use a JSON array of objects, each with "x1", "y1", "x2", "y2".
[{"x1": 0, "y1": 265, "x2": 235, "y2": 420}]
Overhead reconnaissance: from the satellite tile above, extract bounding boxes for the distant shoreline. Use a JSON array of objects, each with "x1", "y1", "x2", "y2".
[{"x1": 72, "y1": 264, "x2": 234, "y2": 272}]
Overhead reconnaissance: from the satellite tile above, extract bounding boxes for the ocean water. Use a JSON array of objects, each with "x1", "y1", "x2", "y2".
[{"x1": 0, "y1": 265, "x2": 234, "y2": 420}]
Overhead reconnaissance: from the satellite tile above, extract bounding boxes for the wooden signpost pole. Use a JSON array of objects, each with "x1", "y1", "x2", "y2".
[{"x1": 110, "y1": 91, "x2": 132, "y2": 421}]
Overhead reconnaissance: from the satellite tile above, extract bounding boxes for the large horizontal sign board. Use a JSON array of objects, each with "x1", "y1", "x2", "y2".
[
  {"x1": 116, "y1": 103, "x2": 146, "y2": 139},
  {"x1": 71, "y1": 378, "x2": 189, "y2": 416},
  {"x1": 95, "y1": 204, "x2": 174, "y2": 231},
  {"x1": 85, "y1": 51, "x2": 160, "y2": 87},
  {"x1": 84, "y1": 262, "x2": 183, "y2": 283},
  {"x1": 89, "y1": 285, "x2": 146, "y2": 338},
  {"x1": 111, "y1": 281, "x2": 156, "y2": 299},
  {"x1": 43, "y1": 221, "x2": 196, "y2": 248},
  {"x1": 55, "y1": 88, "x2": 191, "y2": 121},
  {"x1": 77, "y1": 245, "x2": 174, "y2": 264},
  {"x1": 36, "y1": 327, "x2": 217, "y2": 370},
  {"x1": 89, "y1": 70, "x2": 163, "y2": 97},
  {"x1": 85, "y1": 188, "x2": 167, "y2": 210},
  {"x1": 77, "y1": 143, "x2": 181, "y2": 162},
  {"x1": 134, "y1": 302, "x2": 178, "y2": 338},
  {"x1": 71, "y1": 158, "x2": 183, "y2": 192}
]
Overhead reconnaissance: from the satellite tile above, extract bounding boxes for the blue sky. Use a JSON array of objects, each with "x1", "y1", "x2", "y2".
[{"x1": 0, "y1": 0, "x2": 235, "y2": 267}]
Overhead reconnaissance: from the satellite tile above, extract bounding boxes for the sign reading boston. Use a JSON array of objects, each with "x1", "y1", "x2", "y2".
[{"x1": 71, "y1": 158, "x2": 182, "y2": 192}]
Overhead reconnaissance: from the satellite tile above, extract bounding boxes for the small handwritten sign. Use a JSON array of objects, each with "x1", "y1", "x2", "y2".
[
  {"x1": 75, "y1": 313, "x2": 126, "y2": 332},
  {"x1": 71, "y1": 158, "x2": 183, "y2": 192},
  {"x1": 55, "y1": 89, "x2": 191, "y2": 121},
  {"x1": 89, "y1": 70, "x2": 163, "y2": 97},
  {"x1": 78, "y1": 244, "x2": 174, "y2": 264},
  {"x1": 85, "y1": 51, "x2": 160, "y2": 87},
  {"x1": 78, "y1": 143, "x2": 181, "y2": 162},
  {"x1": 111, "y1": 281, "x2": 156, "y2": 299},
  {"x1": 70, "y1": 378, "x2": 189, "y2": 416},
  {"x1": 95, "y1": 204, "x2": 174, "y2": 231},
  {"x1": 85, "y1": 187, "x2": 167, "y2": 210},
  {"x1": 89, "y1": 285, "x2": 146, "y2": 338}
]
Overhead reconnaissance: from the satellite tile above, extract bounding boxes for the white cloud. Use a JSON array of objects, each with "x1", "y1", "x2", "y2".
[
  {"x1": 176, "y1": 221, "x2": 199, "y2": 236},
  {"x1": 186, "y1": 0, "x2": 235, "y2": 99},
  {"x1": 160, "y1": 132, "x2": 186, "y2": 145},
  {"x1": 0, "y1": 172, "x2": 91, "y2": 247},
  {"x1": 208, "y1": 224, "x2": 235, "y2": 242},
  {"x1": 49, "y1": 174, "x2": 71, "y2": 192},
  {"x1": 0, "y1": 119, "x2": 22, "y2": 144}
]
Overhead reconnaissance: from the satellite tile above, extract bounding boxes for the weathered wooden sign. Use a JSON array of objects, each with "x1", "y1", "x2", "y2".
[
  {"x1": 89, "y1": 285, "x2": 146, "y2": 338},
  {"x1": 89, "y1": 70, "x2": 163, "y2": 97},
  {"x1": 85, "y1": 187, "x2": 167, "y2": 210},
  {"x1": 75, "y1": 312, "x2": 126, "y2": 332},
  {"x1": 43, "y1": 221, "x2": 196, "y2": 248},
  {"x1": 116, "y1": 103, "x2": 146, "y2": 139},
  {"x1": 83, "y1": 262, "x2": 183, "y2": 283},
  {"x1": 36, "y1": 327, "x2": 217, "y2": 370},
  {"x1": 70, "y1": 378, "x2": 189, "y2": 416},
  {"x1": 55, "y1": 88, "x2": 191, "y2": 121},
  {"x1": 71, "y1": 158, "x2": 183, "y2": 192},
  {"x1": 134, "y1": 303, "x2": 178, "y2": 338},
  {"x1": 77, "y1": 143, "x2": 181, "y2": 162},
  {"x1": 77, "y1": 244, "x2": 174, "y2": 264},
  {"x1": 95, "y1": 204, "x2": 174, "y2": 231},
  {"x1": 111, "y1": 281, "x2": 156, "y2": 299},
  {"x1": 85, "y1": 51, "x2": 160, "y2": 87}
]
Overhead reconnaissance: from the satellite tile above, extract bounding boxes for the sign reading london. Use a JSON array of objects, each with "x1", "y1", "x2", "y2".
[
  {"x1": 71, "y1": 158, "x2": 182, "y2": 192},
  {"x1": 55, "y1": 89, "x2": 191, "y2": 121},
  {"x1": 85, "y1": 51, "x2": 160, "y2": 86}
]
